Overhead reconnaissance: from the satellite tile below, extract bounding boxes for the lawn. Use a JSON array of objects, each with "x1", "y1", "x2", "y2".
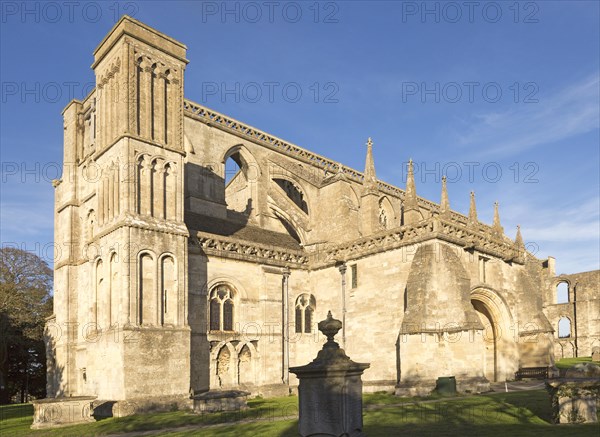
[
  {"x1": 1, "y1": 390, "x2": 598, "y2": 436},
  {"x1": 555, "y1": 356, "x2": 593, "y2": 370}
]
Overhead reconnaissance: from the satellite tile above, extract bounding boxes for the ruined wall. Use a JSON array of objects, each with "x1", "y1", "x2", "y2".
[{"x1": 544, "y1": 270, "x2": 600, "y2": 358}]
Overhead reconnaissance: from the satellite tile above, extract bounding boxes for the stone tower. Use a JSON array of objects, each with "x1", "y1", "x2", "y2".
[{"x1": 50, "y1": 16, "x2": 190, "y2": 403}]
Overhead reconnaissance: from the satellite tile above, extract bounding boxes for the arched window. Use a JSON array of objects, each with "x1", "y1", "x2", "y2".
[
  {"x1": 295, "y1": 294, "x2": 316, "y2": 334},
  {"x1": 109, "y1": 253, "x2": 118, "y2": 326},
  {"x1": 161, "y1": 255, "x2": 177, "y2": 325},
  {"x1": 273, "y1": 178, "x2": 308, "y2": 214},
  {"x1": 224, "y1": 152, "x2": 252, "y2": 215},
  {"x1": 209, "y1": 285, "x2": 235, "y2": 331},
  {"x1": 556, "y1": 282, "x2": 569, "y2": 304},
  {"x1": 139, "y1": 252, "x2": 155, "y2": 325},
  {"x1": 558, "y1": 317, "x2": 571, "y2": 338}
]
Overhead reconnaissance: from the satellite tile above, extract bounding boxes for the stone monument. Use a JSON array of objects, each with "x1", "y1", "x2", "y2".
[
  {"x1": 31, "y1": 396, "x2": 97, "y2": 429},
  {"x1": 290, "y1": 311, "x2": 370, "y2": 437},
  {"x1": 546, "y1": 363, "x2": 600, "y2": 424}
]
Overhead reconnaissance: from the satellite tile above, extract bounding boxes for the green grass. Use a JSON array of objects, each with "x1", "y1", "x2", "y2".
[
  {"x1": 1, "y1": 390, "x2": 599, "y2": 437},
  {"x1": 0, "y1": 396, "x2": 298, "y2": 437},
  {"x1": 555, "y1": 356, "x2": 594, "y2": 370},
  {"x1": 1, "y1": 404, "x2": 34, "y2": 437}
]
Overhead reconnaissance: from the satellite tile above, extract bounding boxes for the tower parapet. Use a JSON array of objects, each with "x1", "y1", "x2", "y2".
[{"x1": 92, "y1": 15, "x2": 188, "y2": 152}]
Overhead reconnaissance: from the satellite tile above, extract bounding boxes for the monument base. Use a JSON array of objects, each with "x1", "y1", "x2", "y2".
[
  {"x1": 31, "y1": 396, "x2": 96, "y2": 429},
  {"x1": 192, "y1": 390, "x2": 250, "y2": 414},
  {"x1": 395, "y1": 376, "x2": 489, "y2": 397},
  {"x1": 546, "y1": 378, "x2": 600, "y2": 423}
]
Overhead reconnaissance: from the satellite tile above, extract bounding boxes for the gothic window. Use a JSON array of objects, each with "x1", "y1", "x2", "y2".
[
  {"x1": 209, "y1": 285, "x2": 235, "y2": 332},
  {"x1": 210, "y1": 299, "x2": 220, "y2": 331},
  {"x1": 558, "y1": 317, "x2": 571, "y2": 338},
  {"x1": 556, "y1": 282, "x2": 569, "y2": 304},
  {"x1": 223, "y1": 299, "x2": 234, "y2": 331},
  {"x1": 273, "y1": 178, "x2": 308, "y2": 214},
  {"x1": 295, "y1": 306, "x2": 302, "y2": 333},
  {"x1": 295, "y1": 294, "x2": 316, "y2": 334}
]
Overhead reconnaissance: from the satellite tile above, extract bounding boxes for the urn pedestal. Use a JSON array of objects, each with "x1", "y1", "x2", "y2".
[{"x1": 290, "y1": 311, "x2": 370, "y2": 437}]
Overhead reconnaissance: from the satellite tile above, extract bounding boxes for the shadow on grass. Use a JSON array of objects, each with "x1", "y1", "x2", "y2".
[
  {"x1": 361, "y1": 390, "x2": 598, "y2": 437},
  {"x1": 482, "y1": 390, "x2": 553, "y2": 423},
  {"x1": 364, "y1": 422, "x2": 600, "y2": 437},
  {"x1": 4, "y1": 390, "x2": 599, "y2": 437}
]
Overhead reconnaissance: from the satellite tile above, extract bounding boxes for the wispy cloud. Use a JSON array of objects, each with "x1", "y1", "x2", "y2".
[
  {"x1": 520, "y1": 198, "x2": 599, "y2": 243},
  {"x1": 455, "y1": 73, "x2": 600, "y2": 157},
  {"x1": 0, "y1": 202, "x2": 53, "y2": 239},
  {"x1": 498, "y1": 196, "x2": 600, "y2": 273}
]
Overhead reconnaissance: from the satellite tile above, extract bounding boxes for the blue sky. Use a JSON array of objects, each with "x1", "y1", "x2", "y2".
[{"x1": 1, "y1": 1, "x2": 598, "y2": 274}]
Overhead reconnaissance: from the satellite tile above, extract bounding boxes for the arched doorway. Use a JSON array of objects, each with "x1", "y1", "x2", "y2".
[
  {"x1": 470, "y1": 287, "x2": 517, "y2": 382},
  {"x1": 471, "y1": 299, "x2": 497, "y2": 381}
]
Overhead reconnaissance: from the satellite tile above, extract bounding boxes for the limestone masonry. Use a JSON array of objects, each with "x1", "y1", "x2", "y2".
[{"x1": 46, "y1": 16, "x2": 599, "y2": 408}]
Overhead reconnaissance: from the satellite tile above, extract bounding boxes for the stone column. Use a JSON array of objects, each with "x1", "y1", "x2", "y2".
[
  {"x1": 282, "y1": 267, "x2": 291, "y2": 385},
  {"x1": 290, "y1": 311, "x2": 370, "y2": 437},
  {"x1": 337, "y1": 263, "x2": 347, "y2": 349}
]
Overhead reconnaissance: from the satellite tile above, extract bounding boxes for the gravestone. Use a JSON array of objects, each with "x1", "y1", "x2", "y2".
[
  {"x1": 290, "y1": 311, "x2": 370, "y2": 437},
  {"x1": 592, "y1": 347, "x2": 600, "y2": 362}
]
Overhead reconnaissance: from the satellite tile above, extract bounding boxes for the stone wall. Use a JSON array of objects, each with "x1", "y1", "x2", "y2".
[{"x1": 544, "y1": 270, "x2": 600, "y2": 358}]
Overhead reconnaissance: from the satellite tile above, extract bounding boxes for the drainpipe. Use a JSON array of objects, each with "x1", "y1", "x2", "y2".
[
  {"x1": 573, "y1": 282, "x2": 578, "y2": 357},
  {"x1": 282, "y1": 267, "x2": 291, "y2": 385},
  {"x1": 337, "y1": 262, "x2": 347, "y2": 349}
]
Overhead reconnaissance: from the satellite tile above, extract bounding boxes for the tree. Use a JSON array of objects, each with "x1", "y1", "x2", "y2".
[{"x1": 0, "y1": 247, "x2": 53, "y2": 404}]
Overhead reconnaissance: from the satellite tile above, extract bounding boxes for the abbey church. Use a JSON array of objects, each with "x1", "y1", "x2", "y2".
[{"x1": 47, "y1": 17, "x2": 599, "y2": 408}]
